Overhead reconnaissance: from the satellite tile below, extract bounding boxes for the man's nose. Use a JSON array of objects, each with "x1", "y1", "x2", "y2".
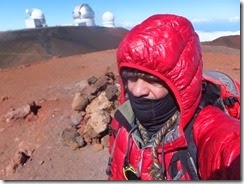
[{"x1": 130, "y1": 78, "x2": 150, "y2": 97}]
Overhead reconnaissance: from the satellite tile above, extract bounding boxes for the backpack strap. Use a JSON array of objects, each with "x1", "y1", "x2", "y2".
[
  {"x1": 183, "y1": 109, "x2": 200, "y2": 169},
  {"x1": 222, "y1": 96, "x2": 239, "y2": 106},
  {"x1": 168, "y1": 104, "x2": 202, "y2": 180},
  {"x1": 168, "y1": 93, "x2": 206, "y2": 180},
  {"x1": 169, "y1": 149, "x2": 199, "y2": 180},
  {"x1": 182, "y1": 106, "x2": 202, "y2": 180}
]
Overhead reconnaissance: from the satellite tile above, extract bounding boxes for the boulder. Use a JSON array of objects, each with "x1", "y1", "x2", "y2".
[
  {"x1": 87, "y1": 110, "x2": 111, "y2": 134},
  {"x1": 2, "y1": 104, "x2": 31, "y2": 122},
  {"x1": 85, "y1": 92, "x2": 112, "y2": 114},
  {"x1": 71, "y1": 92, "x2": 89, "y2": 111}
]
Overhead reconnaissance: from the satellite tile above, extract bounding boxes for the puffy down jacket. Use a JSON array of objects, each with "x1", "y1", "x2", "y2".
[{"x1": 107, "y1": 14, "x2": 240, "y2": 180}]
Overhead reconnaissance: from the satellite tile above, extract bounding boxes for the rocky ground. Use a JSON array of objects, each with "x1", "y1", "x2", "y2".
[{"x1": 0, "y1": 44, "x2": 240, "y2": 180}]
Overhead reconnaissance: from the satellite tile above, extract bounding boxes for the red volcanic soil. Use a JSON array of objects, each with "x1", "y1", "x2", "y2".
[{"x1": 0, "y1": 29, "x2": 240, "y2": 180}]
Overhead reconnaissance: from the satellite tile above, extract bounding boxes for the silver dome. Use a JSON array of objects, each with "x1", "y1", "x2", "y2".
[
  {"x1": 73, "y1": 4, "x2": 95, "y2": 19},
  {"x1": 25, "y1": 8, "x2": 47, "y2": 28}
]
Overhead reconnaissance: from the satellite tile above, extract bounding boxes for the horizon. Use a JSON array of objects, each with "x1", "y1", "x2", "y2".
[
  {"x1": 0, "y1": 26, "x2": 240, "y2": 44},
  {"x1": 0, "y1": 0, "x2": 241, "y2": 42}
]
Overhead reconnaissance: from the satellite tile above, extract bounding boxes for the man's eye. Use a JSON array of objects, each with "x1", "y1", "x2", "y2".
[
  {"x1": 127, "y1": 76, "x2": 138, "y2": 83},
  {"x1": 151, "y1": 82, "x2": 164, "y2": 87}
]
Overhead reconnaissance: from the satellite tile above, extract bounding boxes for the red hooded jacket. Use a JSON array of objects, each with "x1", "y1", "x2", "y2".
[{"x1": 108, "y1": 14, "x2": 240, "y2": 180}]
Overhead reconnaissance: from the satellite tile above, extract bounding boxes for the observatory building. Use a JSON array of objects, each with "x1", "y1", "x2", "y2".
[
  {"x1": 102, "y1": 11, "x2": 115, "y2": 27},
  {"x1": 25, "y1": 8, "x2": 47, "y2": 28},
  {"x1": 73, "y1": 4, "x2": 95, "y2": 26}
]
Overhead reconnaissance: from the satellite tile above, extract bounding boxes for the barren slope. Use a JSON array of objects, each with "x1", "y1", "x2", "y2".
[{"x1": 0, "y1": 26, "x2": 128, "y2": 69}]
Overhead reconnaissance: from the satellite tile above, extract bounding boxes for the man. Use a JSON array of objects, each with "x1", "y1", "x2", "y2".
[{"x1": 107, "y1": 14, "x2": 240, "y2": 180}]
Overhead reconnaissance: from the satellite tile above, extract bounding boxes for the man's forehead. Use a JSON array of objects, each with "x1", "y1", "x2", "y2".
[{"x1": 121, "y1": 67, "x2": 167, "y2": 85}]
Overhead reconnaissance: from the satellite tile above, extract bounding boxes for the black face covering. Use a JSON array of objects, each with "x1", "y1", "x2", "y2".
[{"x1": 127, "y1": 90, "x2": 178, "y2": 137}]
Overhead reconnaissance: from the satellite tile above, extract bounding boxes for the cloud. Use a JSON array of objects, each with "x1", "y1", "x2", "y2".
[
  {"x1": 120, "y1": 16, "x2": 240, "y2": 32},
  {"x1": 192, "y1": 18, "x2": 209, "y2": 23},
  {"x1": 116, "y1": 18, "x2": 240, "y2": 41},
  {"x1": 191, "y1": 16, "x2": 240, "y2": 23},
  {"x1": 118, "y1": 21, "x2": 140, "y2": 29},
  {"x1": 228, "y1": 16, "x2": 240, "y2": 22},
  {"x1": 196, "y1": 30, "x2": 240, "y2": 42}
]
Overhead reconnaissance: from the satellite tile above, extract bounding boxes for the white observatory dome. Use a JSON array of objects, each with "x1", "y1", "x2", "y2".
[
  {"x1": 102, "y1": 11, "x2": 115, "y2": 27},
  {"x1": 27, "y1": 8, "x2": 45, "y2": 19},
  {"x1": 25, "y1": 8, "x2": 47, "y2": 28},
  {"x1": 73, "y1": 4, "x2": 95, "y2": 26}
]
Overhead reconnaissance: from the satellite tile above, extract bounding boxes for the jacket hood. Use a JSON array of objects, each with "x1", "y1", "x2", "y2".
[{"x1": 117, "y1": 14, "x2": 203, "y2": 130}]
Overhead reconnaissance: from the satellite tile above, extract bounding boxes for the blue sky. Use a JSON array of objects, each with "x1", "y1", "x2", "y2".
[{"x1": 0, "y1": 0, "x2": 241, "y2": 41}]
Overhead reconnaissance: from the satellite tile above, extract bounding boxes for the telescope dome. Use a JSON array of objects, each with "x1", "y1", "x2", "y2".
[
  {"x1": 102, "y1": 11, "x2": 115, "y2": 27},
  {"x1": 25, "y1": 8, "x2": 47, "y2": 28},
  {"x1": 73, "y1": 4, "x2": 95, "y2": 26},
  {"x1": 73, "y1": 4, "x2": 94, "y2": 19},
  {"x1": 27, "y1": 8, "x2": 45, "y2": 19}
]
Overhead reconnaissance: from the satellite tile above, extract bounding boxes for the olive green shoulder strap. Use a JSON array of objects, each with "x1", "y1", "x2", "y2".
[{"x1": 115, "y1": 100, "x2": 144, "y2": 146}]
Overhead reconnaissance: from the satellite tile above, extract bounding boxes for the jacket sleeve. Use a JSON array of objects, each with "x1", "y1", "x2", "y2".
[
  {"x1": 108, "y1": 120, "x2": 128, "y2": 180},
  {"x1": 108, "y1": 118, "x2": 121, "y2": 180},
  {"x1": 109, "y1": 118, "x2": 121, "y2": 154},
  {"x1": 193, "y1": 106, "x2": 240, "y2": 180}
]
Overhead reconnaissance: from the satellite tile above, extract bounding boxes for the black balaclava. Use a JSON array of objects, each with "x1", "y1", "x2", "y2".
[{"x1": 127, "y1": 90, "x2": 178, "y2": 137}]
